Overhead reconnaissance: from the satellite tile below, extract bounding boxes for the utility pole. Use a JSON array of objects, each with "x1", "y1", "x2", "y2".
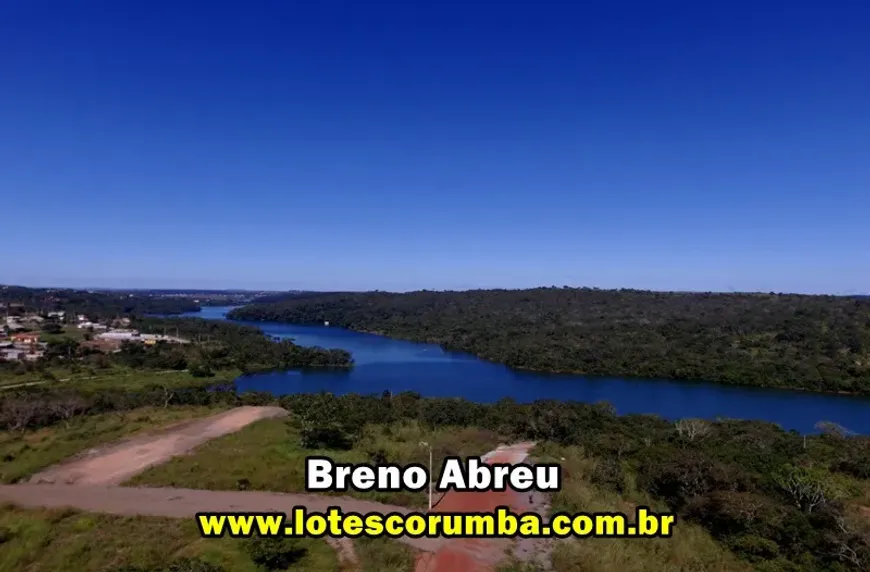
[{"x1": 420, "y1": 441, "x2": 433, "y2": 510}]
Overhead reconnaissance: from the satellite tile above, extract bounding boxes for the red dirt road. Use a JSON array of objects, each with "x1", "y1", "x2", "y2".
[
  {"x1": 28, "y1": 406, "x2": 288, "y2": 485},
  {"x1": 415, "y1": 442, "x2": 538, "y2": 572}
]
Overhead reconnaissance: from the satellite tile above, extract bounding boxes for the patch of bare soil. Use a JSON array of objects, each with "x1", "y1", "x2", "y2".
[
  {"x1": 28, "y1": 406, "x2": 288, "y2": 485},
  {"x1": 414, "y1": 442, "x2": 538, "y2": 572}
]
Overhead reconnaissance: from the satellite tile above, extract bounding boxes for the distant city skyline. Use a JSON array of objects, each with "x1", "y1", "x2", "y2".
[{"x1": 3, "y1": 2, "x2": 868, "y2": 294}]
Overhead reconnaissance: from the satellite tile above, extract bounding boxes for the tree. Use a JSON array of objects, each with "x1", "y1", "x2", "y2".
[
  {"x1": 41, "y1": 322, "x2": 63, "y2": 335},
  {"x1": 0, "y1": 396, "x2": 40, "y2": 433},
  {"x1": 675, "y1": 418, "x2": 712, "y2": 442},
  {"x1": 296, "y1": 393, "x2": 357, "y2": 450},
  {"x1": 815, "y1": 421, "x2": 855, "y2": 439},
  {"x1": 48, "y1": 393, "x2": 88, "y2": 428},
  {"x1": 773, "y1": 464, "x2": 839, "y2": 513}
]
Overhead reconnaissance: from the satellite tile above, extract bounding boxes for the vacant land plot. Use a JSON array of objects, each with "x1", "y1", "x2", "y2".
[
  {"x1": 0, "y1": 505, "x2": 338, "y2": 572},
  {"x1": 129, "y1": 418, "x2": 505, "y2": 508},
  {"x1": 28, "y1": 406, "x2": 287, "y2": 485},
  {"x1": 0, "y1": 504, "x2": 416, "y2": 572},
  {"x1": 0, "y1": 406, "x2": 225, "y2": 484}
]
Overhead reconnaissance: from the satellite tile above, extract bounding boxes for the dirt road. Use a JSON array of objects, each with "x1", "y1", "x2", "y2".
[
  {"x1": 415, "y1": 442, "x2": 540, "y2": 572},
  {"x1": 0, "y1": 484, "x2": 440, "y2": 554},
  {"x1": 9, "y1": 410, "x2": 548, "y2": 568},
  {"x1": 28, "y1": 406, "x2": 288, "y2": 485}
]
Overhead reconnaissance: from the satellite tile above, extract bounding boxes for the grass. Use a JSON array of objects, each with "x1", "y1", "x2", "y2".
[
  {"x1": 0, "y1": 505, "x2": 339, "y2": 572},
  {"x1": 0, "y1": 365, "x2": 240, "y2": 391},
  {"x1": 128, "y1": 417, "x2": 505, "y2": 508},
  {"x1": 0, "y1": 405, "x2": 225, "y2": 483},
  {"x1": 0, "y1": 504, "x2": 418, "y2": 571},
  {"x1": 39, "y1": 325, "x2": 86, "y2": 344},
  {"x1": 355, "y1": 537, "x2": 417, "y2": 571},
  {"x1": 532, "y1": 443, "x2": 750, "y2": 572}
]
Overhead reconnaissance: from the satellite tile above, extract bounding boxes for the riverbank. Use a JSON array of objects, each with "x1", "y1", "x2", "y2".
[
  {"x1": 342, "y1": 326, "x2": 868, "y2": 398},
  {"x1": 228, "y1": 288, "x2": 870, "y2": 396},
  {"x1": 190, "y1": 307, "x2": 870, "y2": 434}
]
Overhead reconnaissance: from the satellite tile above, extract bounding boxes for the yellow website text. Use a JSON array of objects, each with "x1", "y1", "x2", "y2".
[{"x1": 196, "y1": 506, "x2": 676, "y2": 540}]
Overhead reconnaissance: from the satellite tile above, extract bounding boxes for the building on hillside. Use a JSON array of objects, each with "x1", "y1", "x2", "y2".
[
  {"x1": 77, "y1": 321, "x2": 108, "y2": 330},
  {"x1": 0, "y1": 349, "x2": 25, "y2": 361},
  {"x1": 11, "y1": 332, "x2": 40, "y2": 344},
  {"x1": 97, "y1": 329, "x2": 141, "y2": 341}
]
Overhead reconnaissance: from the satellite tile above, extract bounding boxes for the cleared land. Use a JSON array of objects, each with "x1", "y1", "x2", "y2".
[
  {"x1": 28, "y1": 406, "x2": 288, "y2": 485},
  {"x1": 0, "y1": 405, "x2": 225, "y2": 484},
  {"x1": 128, "y1": 418, "x2": 505, "y2": 508}
]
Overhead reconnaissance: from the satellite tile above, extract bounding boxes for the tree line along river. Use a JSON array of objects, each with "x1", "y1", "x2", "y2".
[{"x1": 188, "y1": 306, "x2": 870, "y2": 434}]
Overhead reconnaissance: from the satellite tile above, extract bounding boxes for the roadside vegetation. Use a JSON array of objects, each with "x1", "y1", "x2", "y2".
[
  {"x1": 0, "y1": 504, "x2": 415, "y2": 571},
  {"x1": 0, "y1": 505, "x2": 340, "y2": 572},
  {"x1": 230, "y1": 288, "x2": 870, "y2": 394},
  {"x1": 3, "y1": 383, "x2": 870, "y2": 570}
]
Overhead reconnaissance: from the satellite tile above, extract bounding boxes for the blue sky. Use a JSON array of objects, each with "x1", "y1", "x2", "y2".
[{"x1": 2, "y1": 1, "x2": 868, "y2": 293}]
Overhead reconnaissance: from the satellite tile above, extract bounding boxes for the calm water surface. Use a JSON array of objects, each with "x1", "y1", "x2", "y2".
[{"x1": 188, "y1": 306, "x2": 870, "y2": 434}]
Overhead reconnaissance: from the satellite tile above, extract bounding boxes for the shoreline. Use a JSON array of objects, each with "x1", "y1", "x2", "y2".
[{"x1": 228, "y1": 316, "x2": 869, "y2": 399}]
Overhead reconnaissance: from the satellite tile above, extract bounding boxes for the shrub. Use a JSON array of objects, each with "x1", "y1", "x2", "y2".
[
  {"x1": 587, "y1": 458, "x2": 626, "y2": 493},
  {"x1": 244, "y1": 536, "x2": 307, "y2": 570}
]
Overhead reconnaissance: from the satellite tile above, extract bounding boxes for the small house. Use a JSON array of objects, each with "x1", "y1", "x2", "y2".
[{"x1": 11, "y1": 332, "x2": 40, "y2": 345}]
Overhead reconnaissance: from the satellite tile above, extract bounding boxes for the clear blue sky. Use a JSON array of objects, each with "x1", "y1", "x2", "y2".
[{"x1": 2, "y1": 1, "x2": 868, "y2": 293}]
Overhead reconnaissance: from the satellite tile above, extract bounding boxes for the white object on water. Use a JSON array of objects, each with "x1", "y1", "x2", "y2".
[{"x1": 324, "y1": 321, "x2": 330, "y2": 326}]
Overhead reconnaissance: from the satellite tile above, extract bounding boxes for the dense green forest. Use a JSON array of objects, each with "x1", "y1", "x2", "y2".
[
  {"x1": 229, "y1": 288, "x2": 870, "y2": 394},
  {"x1": 0, "y1": 285, "x2": 199, "y2": 318},
  {"x1": 3, "y1": 386, "x2": 869, "y2": 570}
]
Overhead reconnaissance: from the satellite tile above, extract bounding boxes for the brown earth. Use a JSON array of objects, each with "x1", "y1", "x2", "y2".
[
  {"x1": 28, "y1": 406, "x2": 288, "y2": 485},
  {"x1": 414, "y1": 442, "x2": 539, "y2": 572}
]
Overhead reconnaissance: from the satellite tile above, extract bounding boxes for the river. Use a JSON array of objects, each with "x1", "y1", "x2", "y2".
[{"x1": 186, "y1": 306, "x2": 870, "y2": 434}]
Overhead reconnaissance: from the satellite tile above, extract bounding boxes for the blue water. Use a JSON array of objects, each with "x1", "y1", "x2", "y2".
[{"x1": 187, "y1": 306, "x2": 870, "y2": 434}]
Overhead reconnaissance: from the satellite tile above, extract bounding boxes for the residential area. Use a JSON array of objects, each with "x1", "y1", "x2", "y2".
[{"x1": 0, "y1": 304, "x2": 188, "y2": 362}]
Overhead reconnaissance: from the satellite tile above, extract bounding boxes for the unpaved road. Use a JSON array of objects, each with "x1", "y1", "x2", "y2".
[
  {"x1": 9, "y1": 410, "x2": 548, "y2": 568},
  {"x1": 0, "y1": 484, "x2": 440, "y2": 554},
  {"x1": 28, "y1": 406, "x2": 288, "y2": 485},
  {"x1": 415, "y1": 442, "x2": 540, "y2": 572}
]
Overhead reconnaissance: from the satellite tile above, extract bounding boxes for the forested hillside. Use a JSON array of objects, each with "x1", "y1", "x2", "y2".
[
  {"x1": 0, "y1": 285, "x2": 199, "y2": 317},
  {"x1": 230, "y1": 288, "x2": 870, "y2": 394}
]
